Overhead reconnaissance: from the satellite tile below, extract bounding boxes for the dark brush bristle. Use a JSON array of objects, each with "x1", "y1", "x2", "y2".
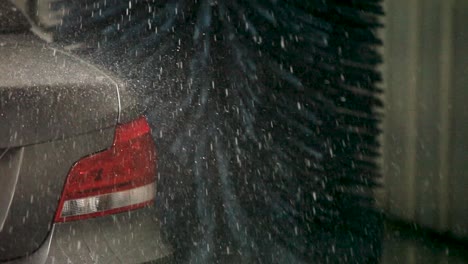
[{"x1": 54, "y1": 0, "x2": 384, "y2": 262}]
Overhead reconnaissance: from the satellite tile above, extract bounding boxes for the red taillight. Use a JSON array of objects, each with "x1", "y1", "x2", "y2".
[{"x1": 54, "y1": 116, "x2": 157, "y2": 222}]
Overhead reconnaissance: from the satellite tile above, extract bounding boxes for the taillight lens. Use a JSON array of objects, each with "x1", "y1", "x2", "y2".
[{"x1": 54, "y1": 116, "x2": 157, "y2": 222}]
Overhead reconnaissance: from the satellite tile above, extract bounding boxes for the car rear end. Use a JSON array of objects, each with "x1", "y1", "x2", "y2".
[{"x1": 0, "y1": 14, "x2": 171, "y2": 263}]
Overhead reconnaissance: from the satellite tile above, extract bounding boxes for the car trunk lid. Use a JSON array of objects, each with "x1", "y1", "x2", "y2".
[{"x1": 0, "y1": 34, "x2": 120, "y2": 148}]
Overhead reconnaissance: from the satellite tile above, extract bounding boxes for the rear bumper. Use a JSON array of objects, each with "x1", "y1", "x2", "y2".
[{"x1": 5, "y1": 206, "x2": 172, "y2": 264}]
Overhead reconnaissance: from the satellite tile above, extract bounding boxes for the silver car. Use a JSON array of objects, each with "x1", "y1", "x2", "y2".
[{"x1": 0, "y1": 3, "x2": 171, "y2": 263}]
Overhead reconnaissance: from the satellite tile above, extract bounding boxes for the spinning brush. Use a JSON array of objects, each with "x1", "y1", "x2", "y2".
[{"x1": 53, "y1": 0, "x2": 384, "y2": 262}]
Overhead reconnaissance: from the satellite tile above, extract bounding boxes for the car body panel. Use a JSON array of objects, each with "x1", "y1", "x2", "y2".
[
  {"x1": 47, "y1": 206, "x2": 172, "y2": 264},
  {"x1": 0, "y1": 148, "x2": 23, "y2": 231},
  {"x1": 0, "y1": 34, "x2": 119, "y2": 148},
  {"x1": 0, "y1": 128, "x2": 114, "y2": 261},
  {"x1": 4, "y1": 207, "x2": 172, "y2": 264}
]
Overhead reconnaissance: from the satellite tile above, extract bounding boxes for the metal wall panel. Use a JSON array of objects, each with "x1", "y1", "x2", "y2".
[
  {"x1": 449, "y1": 0, "x2": 468, "y2": 238},
  {"x1": 381, "y1": 0, "x2": 468, "y2": 239}
]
